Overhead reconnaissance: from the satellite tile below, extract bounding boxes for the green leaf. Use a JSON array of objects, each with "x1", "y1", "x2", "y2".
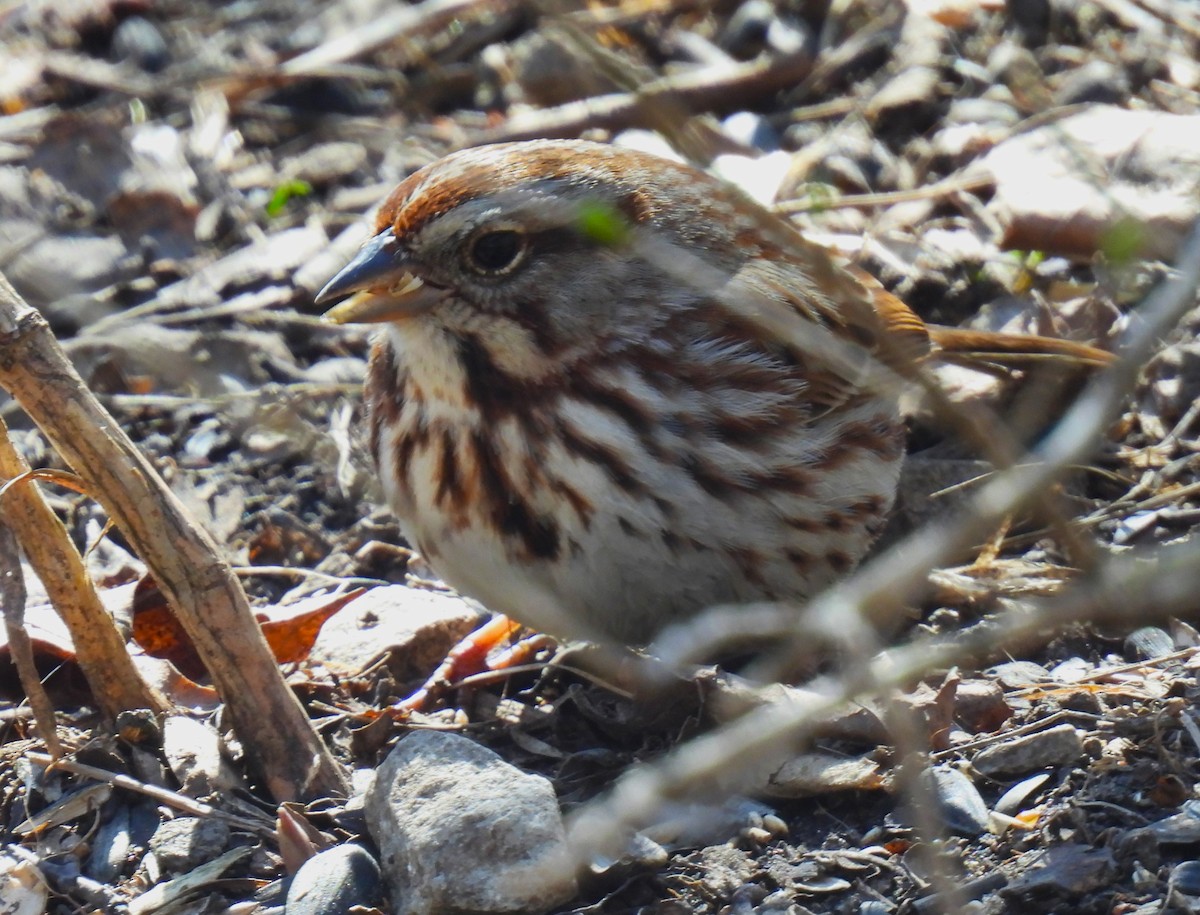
[
  {"x1": 1100, "y1": 217, "x2": 1144, "y2": 265},
  {"x1": 266, "y1": 179, "x2": 313, "y2": 218}
]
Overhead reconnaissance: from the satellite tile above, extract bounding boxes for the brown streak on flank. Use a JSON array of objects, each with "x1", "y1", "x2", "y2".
[
  {"x1": 366, "y1": 339, "x2": 404, "y2": 460},
  {"x1": 386, "y1": 415, "x2": 426, "y2": 512},
  {"x1": 825, "y1": 550, "x2": 852, "y2": 574},
  {"x1": 434, "y1": 427, "x2": 459, "y2": 511},
  {"x1": 435, "y1": 429, "x2": 481, "y2": 531},
  {"x1": 556, "y1": 419, "x2": 646, "y2": 496},
  {"x1": 661, "y1": 529, "x2": 682, "y2": 554},
  {"x1": 812, "y1": 442, "x2": 854, "y2": 473},
  {"x1": 785, "y1": 515, "x2": 824, "y2": 534},
  {"x1": 839, "y1": 420, "x2": 895, "y2": 454},
  {"x1": 617, "y1": 517, "x2": 643, "y2": 538},
  {"x1": 550, "y1": 477, "x2": 594, "y2": 528},
  {"x1": 795, "y1": 366, "x2": 856, "y2": 411},
  {"x1": 569, "y1": 374, "x2": 659, "y2": 438},
  {"x1": 471, "y1": 429, "x2": 561, "y2": 561},
  {"x1": 729, "y1": 547, "x2": 767, "y2": 588},
  {"x1": 823, "y1": 511, "x2": 854, "y2": 533},
  {"x1": 846, "y1": 495, "x2": 886, "y2": 518},
  {"x1": 685, "y1": 454, "x2": 811, "y2": 498},
  {"x1": 784, "y1": 547, "x2": 812, "y2": 571},
  {"x1": 747, "y1": 465, "x2": 815, "y2": 495},
  {"x1": 682, "y1": 453, "x2": 739, "y2": 498},
  {"x1": 710, "y1": 407, "x2": 801, "y2": 448},
  {"x1": 812, "y1": 419, "x2": 899, "y2": 472}
]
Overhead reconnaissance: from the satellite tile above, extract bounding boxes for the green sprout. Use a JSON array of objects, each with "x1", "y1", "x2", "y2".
[
  {"x1": 266, "y1": 179, "x2": 313, "y2": 218},
  {"x1": 1100, "y1": 217, "x2": 1144, "y2": 265}
]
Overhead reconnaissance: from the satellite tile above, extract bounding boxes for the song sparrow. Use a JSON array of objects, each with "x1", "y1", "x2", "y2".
[{"x1": 316, "y1": 140, "x2": 1107, "y2": 646}]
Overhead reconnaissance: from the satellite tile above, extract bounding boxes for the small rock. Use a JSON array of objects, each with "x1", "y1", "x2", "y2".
[
  {"x1": 1001, "y1": 845, "x2": 1116, "y2": 901},
  {"x1": 1168, "y1": 861, "x2": 1200, "y2": 906},
  {"x1": 86, "y1": 804, "x2": 133, "y2": 882},
  {"x1": 953, "y1": 680, "x2": 1012, "y2": 734},
  {"x1": 985, "y1": 661, "x2": 1052, "y2": 690},
  {"x1": 722, "y1": 112, "x2": 780, "y2": 152},
  {"x1": 162, "y1": 716, "x2": 244, "y2": 797},
  {"x1": 110, "y1": 16, "x2": 170, "y2": 73},
  {"x1": 917, "y1": 766, "x2": 989, "y2": 837},
  {"x1": 1125, "y1": 626, "x2": 1174, "y2": 661},
  {"x1": 944, "y1": 97, "x2": 1021, "y2": 127},
  {"x1": 366, "y1": 731, "x2": 577, "y2": 915},
  {"x1": 1056, "y1": 689, "x2": 1103, "y2": 715},
  {"x1": 972, "y1": 724, "x2": 1084, "y2": 778},
  {"x1": 1053, "y1": 59, "x2": 1130, "y2": 107},
  {"x1": 287, "y1": 845, "x2": 382, "y2": 915},
  {"x1": 0, "y1": 849, "x2": 48, "y2": 915},
  {"x1": 993, "y1": 773, "x2": 1051, "y2": 817},
  {"x1": 148, "y1": 817, "x2": 231, "y2": 873},
  {"x1": 866, "y1": 66, "x2": 942, "y2": 129},
  {"x1": 719, "y1": 0, "x2": 774, "y2": 56},
  {"x1": 1133, "y1": 799, "x2": 1200, "y2": 846}
]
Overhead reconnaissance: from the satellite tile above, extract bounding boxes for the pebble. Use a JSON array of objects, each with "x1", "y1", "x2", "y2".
[
  {"x1": 917, "y1": 766, "x2": 989, "y2": 837},
  {"x1": 1169, "y1": 861, "x2": 1200, "y2": 905},
  {"x1": 972, "y1": 724, "x2": 1084, "y2": 778},
  {"x1": 1053, "y1": 59, "x2": 1130, "y2": 107},
  {"x1": 110, "y1": 16, "x2": 170, "y2": 73},
  {"x1": 1125, "y1": 626, "x2": 1174, "y2": 661},
  {"x1": 365, "y1": 731, "x2": 576, "y2": 915},
  {"x1": 147, "y1": 817, "x2": 232, "y2": 874},
  {"x1": 993, "y1": 773, "x2": 1051, "y2": 817},
  {"x1": 286, "y1": 845, "x2": 382, "y2": 915},
  {"x1": 1001, "y1": 845, "x2": 1116, "y2": 901}
]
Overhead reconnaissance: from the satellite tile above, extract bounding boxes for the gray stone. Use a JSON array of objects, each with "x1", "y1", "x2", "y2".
[
  {"x1": 972, "y1": 724, "x2": 1084, "y2": 778},
  {"x1": 287, "y1": 845, "x2": 381, "y2": 915},
  {"x1": 147, "y1": 817, "x2": 231, "y2": 873},
  {"x1": 366, "y1": 731, "x2": 576, "y2": 915}
]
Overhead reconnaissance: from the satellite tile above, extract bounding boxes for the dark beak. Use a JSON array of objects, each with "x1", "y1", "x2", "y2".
[{"x1": 316, "y1": 228, "x2": 444, "y2": 324}]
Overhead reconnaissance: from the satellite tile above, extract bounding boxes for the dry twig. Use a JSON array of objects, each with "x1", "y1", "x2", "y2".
[
  {"x1": 0, "y1": 416, "x2": 160, "y2": 720},
  {"x1": 0, "y1": 272, "x2": 347, "y2": 802}
]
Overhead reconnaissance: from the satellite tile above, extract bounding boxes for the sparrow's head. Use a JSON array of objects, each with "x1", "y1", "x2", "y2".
[{"x1": 314, "y1": 140, "x2": 761, "y2": 350}]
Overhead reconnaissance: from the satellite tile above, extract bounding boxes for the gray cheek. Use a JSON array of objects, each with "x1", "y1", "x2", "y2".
[{"x1": 528, "y1": 253, "x2": 686, "y2": 333}]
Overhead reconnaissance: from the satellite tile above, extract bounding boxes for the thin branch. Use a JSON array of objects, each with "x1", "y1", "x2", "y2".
[{"x1": 0, "y1": 272, "x2": 348, "y2": 802}]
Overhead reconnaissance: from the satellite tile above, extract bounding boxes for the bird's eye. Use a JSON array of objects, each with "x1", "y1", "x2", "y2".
[{"x1": 466, "y1": 229, "x2": 527, "y2": 276}]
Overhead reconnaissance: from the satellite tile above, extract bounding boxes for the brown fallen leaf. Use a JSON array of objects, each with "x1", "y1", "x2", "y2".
[{"x1": 132, "y1": 575, "x2": 363, "y2": 676}]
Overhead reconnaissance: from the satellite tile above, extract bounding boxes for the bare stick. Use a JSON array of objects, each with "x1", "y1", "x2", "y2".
[
  {"x1": 0, "y1": 273, "x2": 347, "y2": 802},
  {"x1": 0, "y1": 416, "x2": 161, "y2": 719},
  {"x1": 0, "y1": 520, "x2": 63, "y2": 756}
]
